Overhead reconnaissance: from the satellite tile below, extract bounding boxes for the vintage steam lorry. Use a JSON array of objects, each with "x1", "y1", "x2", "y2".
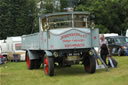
[{"x1": 22, "y1": 11, "x2": 99, "y2": 76}]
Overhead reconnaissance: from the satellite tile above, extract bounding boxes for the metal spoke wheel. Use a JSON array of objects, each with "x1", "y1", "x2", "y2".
[
  {"x1": 43, "y1": 55, "x2": 54, "y2": 76},
  {"x1": 83, "y1": 53, "x2": 96, "y2": 73}
]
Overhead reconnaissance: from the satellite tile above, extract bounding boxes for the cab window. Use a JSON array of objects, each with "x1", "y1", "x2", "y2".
[
  {"x1": 48, "y1": 14, "x2": 72, "y2": 29},
  {"x1": 106, "y1": 38, "x2": 115, "y2": 44},
  {"x1": 74, "y1": 14, "x2": 87, "y2": 27},
  {"x1": 41, "y1": 14, "x2": 89, "y2": 30},
  {"x1": 126, "y1": 37, "x2": 128, "y2": 43}
]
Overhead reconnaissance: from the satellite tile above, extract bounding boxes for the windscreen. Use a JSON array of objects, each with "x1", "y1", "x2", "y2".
[
  {"x1": 74, "y1": 14, "x2": 87, "y2": 27},
  {"x1": 48, "y1": 14, "x2": 72, "y2": 29},
  {"x1": 42, "y1": 14, "x2": 88, "y2": 30},
  {"x1": 115, "y1": 37, "x2": 128, "y2": 43}
]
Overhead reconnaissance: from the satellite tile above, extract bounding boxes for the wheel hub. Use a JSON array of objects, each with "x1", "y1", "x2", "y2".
[{"x1": 44, "y1": 57, "x2": 48, "y2": 74}]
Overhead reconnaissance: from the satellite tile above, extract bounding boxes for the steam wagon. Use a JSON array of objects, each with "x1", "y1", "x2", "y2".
[{"x1": 22, "y1": 11, "x2": 99, "y2": 76}]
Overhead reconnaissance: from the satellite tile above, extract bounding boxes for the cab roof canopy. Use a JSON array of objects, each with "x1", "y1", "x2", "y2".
[{"x1": 40, "y1": 11, "x2": 90, "y2": 19}]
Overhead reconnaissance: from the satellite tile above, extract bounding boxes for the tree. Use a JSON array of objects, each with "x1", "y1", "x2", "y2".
[
  {"x1": 75, "y1": 0, "x2": 128, "y2": 34},
  {"x1": 39, "y1": 0, "x2": 60, "y2": 15},
  {"x1": 120, "y1": 0, "x2": 128, "y2": 33},
  {"x1": 0, "y1": 0, "x2": 38, "y2": 39},
  {"x1": 1, "y1": 0, "x2": 128, "y2": 39}
]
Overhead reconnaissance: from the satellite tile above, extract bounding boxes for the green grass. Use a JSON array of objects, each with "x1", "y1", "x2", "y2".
[{"x1": 1, "y1": 56, "x2": 128, "y2": 85}]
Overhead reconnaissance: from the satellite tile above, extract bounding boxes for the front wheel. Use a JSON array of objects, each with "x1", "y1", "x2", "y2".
[
  {"x1": 43, "y1": 55, "x2": 54, "y2": 76},
  {"x1": 83, "y1": 54, "x2": 96, "y2": 73}
]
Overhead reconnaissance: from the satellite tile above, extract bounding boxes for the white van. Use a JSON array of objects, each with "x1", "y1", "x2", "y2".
[
  {"x1": 0, "y1": 36, "x2": 25, "y2": 61},
  {"x1": 0, "y1": 40, "x2": 8, "y2": 57},
  {"x1": 126, "y1": 29, "x2": 128, "y2": 37},
  {"x1": 104, "y1": 33, "x2": 118, "y2": 37}
]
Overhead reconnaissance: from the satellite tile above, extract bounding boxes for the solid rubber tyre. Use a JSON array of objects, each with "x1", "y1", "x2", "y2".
[
  {"x1": 43, "y1": 55, "x2": 54, "y2": 76},
  {"x1": 26, "y1": 51, "x2": 34, "y2": 69},
  {"x1": 84, "y1": 54, "x2": 96, "y2": 73}
]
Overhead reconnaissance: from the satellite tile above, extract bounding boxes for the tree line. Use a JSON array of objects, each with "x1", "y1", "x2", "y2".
[
  {"x1": 0, "y1": 0, "x2": 38, "y2": 39},
  {"x1": 0, "y1": 0, "x2": 128, "y2": 39}
]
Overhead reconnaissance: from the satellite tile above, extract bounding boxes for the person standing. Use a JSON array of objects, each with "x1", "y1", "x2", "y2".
[{"x1": 98, "y1": 34, "x2": 109, "y2": 64}]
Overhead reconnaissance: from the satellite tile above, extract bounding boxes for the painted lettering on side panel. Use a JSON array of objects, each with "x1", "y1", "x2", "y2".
[
  {"x1": 60, "y1": 33, "x2": 88, "y2": 40},
  {"x1": 65, "y1": 44, "x2": 85, "y2": 48}
]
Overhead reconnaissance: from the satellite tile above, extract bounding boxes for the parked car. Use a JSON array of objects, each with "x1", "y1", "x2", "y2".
[
  {"x1": 0, "y1": 54, "x2": 7, "y2": 64},
  {"x1": 105, "y1": 36, "x2": 128, "y2": 56}
]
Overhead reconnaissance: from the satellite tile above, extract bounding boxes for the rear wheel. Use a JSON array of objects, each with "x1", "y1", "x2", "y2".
[
  {"x1": 26, "y1": 52, "x2": 34, "y2": 69},
  {"x1": 44, "y1": 55, "x2": 54, "y2": 76},
  {"x1": 83, "y1": 54, "x2": 96, "y2": 73}
]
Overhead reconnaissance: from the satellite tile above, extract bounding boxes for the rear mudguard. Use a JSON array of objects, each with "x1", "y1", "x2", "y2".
[
  {"x1": 27, "y1": 50, "x2": 40, "y2": 60},
  {"x1": 27, "y1": 50, "x2": 52, "y2": 60}
]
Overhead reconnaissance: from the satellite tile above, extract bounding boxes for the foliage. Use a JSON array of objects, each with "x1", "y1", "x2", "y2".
[
  {"x1": 39, "y1": 0, "x2": 60, "y2": 15},
  {"x1": 39, "y1": 0, "x2": 128, "y2": 34},
  {"x1": 75, "y1": 0, "x2": 128, "y2": 34},
  {"x1": 0, "y1": 0, "x2": 38, "y2": 39},
  {"x1": 0, "y1": 0, "x2": 128, "y2": 39}
]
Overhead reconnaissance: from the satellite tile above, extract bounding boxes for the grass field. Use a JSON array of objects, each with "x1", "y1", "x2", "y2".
[{"x1": 0, "y1": 56, "x2": 128, "y2": 85}]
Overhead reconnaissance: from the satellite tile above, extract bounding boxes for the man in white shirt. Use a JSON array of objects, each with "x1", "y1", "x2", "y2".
[{"x1": 98, "y1": 34, "x2": 109, "y2": 64}]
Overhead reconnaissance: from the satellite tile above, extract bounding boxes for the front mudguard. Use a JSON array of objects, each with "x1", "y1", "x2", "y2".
[{"x1": 45, "y1": 51, "x2": 53, "y2": 57}]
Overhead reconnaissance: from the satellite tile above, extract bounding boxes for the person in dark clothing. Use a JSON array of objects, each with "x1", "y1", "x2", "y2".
[{"x1": 98, "y1": 34, "x2": 110, "y2": 64}]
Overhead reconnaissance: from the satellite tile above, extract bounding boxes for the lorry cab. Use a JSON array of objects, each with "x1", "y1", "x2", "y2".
[
  {"x1": 39, "y1": 12, "x2": 99, "y2": 50},
  {"x1": 40, "y1": 12, "x2": 90, "y2": 31}
]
